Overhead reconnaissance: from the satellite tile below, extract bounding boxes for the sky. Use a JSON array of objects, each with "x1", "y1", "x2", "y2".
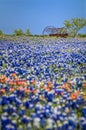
[{"x1": 0, "y1": 0, "x2": 86, "y2": 35}]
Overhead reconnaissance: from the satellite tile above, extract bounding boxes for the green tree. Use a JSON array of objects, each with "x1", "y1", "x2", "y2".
[
  {"x1": 26, "y1": 29, "x2": 31, "y2": 36},
  {"x1": 14, "y1": 29, "x2": 23, "y2": 36},
  {"x1": 64, "y1": 18, "x2": 86, "y2": 37},
  {"x1": 0, "y1": 30, "x2": 4, "y2": 38},
  {"x1": 0, "y1": 30, "x2": 4, "y2": 35}
]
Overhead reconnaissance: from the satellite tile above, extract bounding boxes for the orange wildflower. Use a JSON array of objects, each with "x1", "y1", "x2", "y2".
[
  {"x1": 0, "y1": 75, "x2": 9, "y2": 83},
  {"x1": 21, "y1": 82, "x2": 27, "y2": 87},
  {"x1": 32, "y1": 89, "x2": 37, "y2": 94},
  {"x1": 82, "y1": 83, "x2": 86, "y2": 87},
  {"x1": 70, "y1": 91, "x2": 80, "y2": 100},
  {"x1": 16, "y1": 80, "x2": 27, "y2": 87},
  {"x1": 11, "y1": 73, "x2": 19, "y2": 80},
  {"x1": 9, "y1": 81, "x2": 16, "y2": 86},
  {"x1": 45, "y1": 87, "x2": 50, "y2": 91},
  {"x1": 0, "y1": 89, "x2": 6, "y2": 94},
  {"x1": 31, "y1": 79, "x2": 37, "y2": 85},
  {"x1": 9, "y1": 88, "x2": 15, "y2": 92},
  {"x1": 62, "y1": 83, "x2": 72, "y2": 92},
  {"x1": 24, "y1": 88, "x2": 30, "y2": 93},
  {"x1": 47, "y1": 81, "x2": 53, "y2": 88}
]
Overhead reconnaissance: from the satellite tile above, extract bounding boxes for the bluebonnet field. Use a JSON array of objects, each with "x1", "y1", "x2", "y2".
[{"x1": 0, "y1": 37, "x2": 86, "y2": 130}]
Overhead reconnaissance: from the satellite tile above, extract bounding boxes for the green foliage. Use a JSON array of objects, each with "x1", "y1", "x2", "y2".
[
  {"x1": 0, "y1": 30, "x2": 4, "y2": 35},
  {"x1": 0, "y1": 30, "x2": 4, "y2": 38},
  {"x1": 78, "y1": 33, "x2": 86, "y2": 38},
  {"x1": 14, "y1": 29, "x2": 24, "y2": 36},
  {"x1": 26, "y1": 29, "x2": 31, "y2": 36},
  {"x1": 64, "y1": 18, "x2": 86, "y2": 37}
]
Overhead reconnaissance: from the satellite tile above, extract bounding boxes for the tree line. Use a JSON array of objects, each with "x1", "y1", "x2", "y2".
[
  {"x1": 0, "y1": 18, "x2": 86, "y2": 37},
  {"x1": 0, "y1": 28, "x2": 31, "y2": 37}
]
